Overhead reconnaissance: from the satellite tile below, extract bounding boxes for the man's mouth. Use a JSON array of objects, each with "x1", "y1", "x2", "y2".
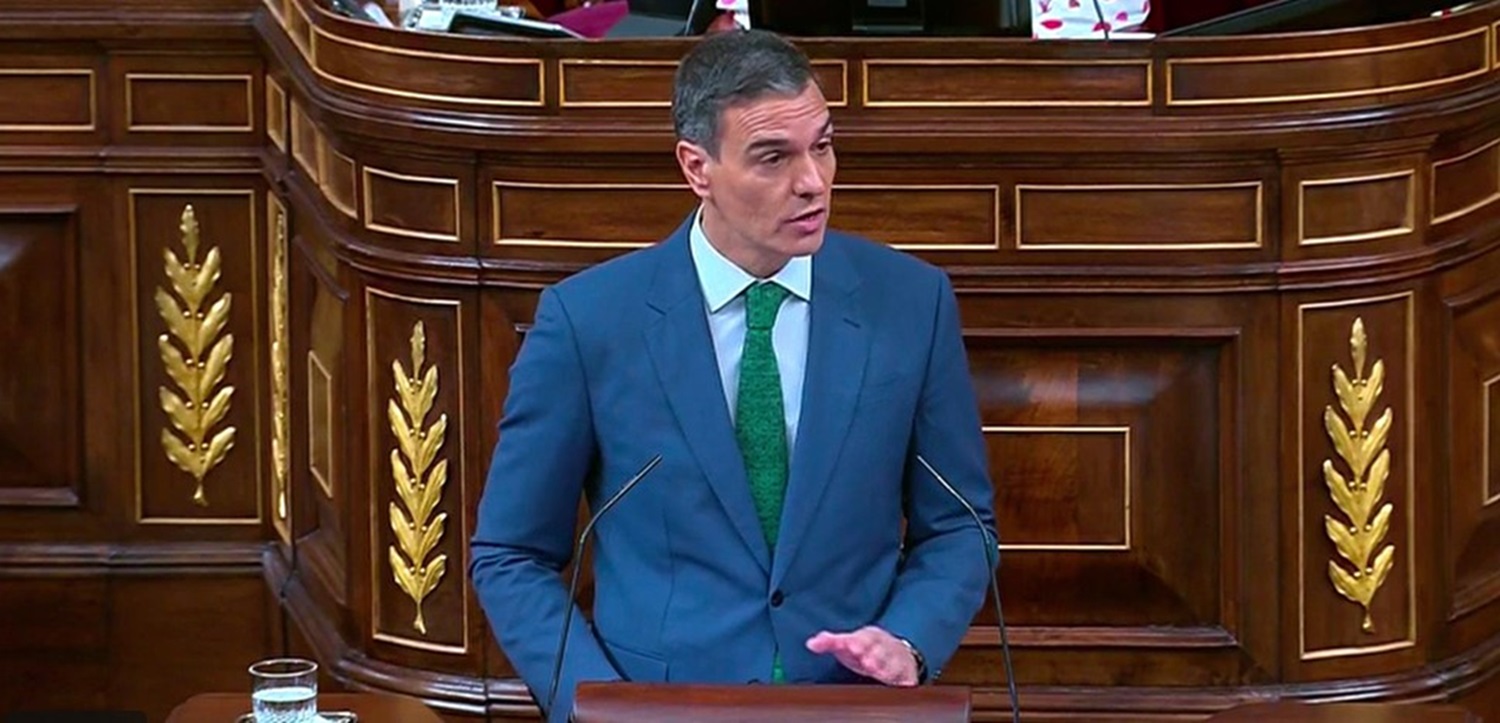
[{"x1": 788, "y1": 208, "x2": 825, "y2": 225}]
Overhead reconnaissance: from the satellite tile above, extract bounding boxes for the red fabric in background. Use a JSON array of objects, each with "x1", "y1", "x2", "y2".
[
  {"x1": 1144, "y1": 0, "x2": 1279, "y2": 31},
  {"x1": 549, "y1": 0, "x2": 628, "y2": 37}
]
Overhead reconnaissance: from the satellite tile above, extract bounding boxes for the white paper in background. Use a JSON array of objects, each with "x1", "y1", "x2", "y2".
[
  {"x1": 1032, "y1": 0, "x2": 1152, "y2": 39},
  {"x1": 718, "y1": 0, "x2": 751, "y2": 28}
]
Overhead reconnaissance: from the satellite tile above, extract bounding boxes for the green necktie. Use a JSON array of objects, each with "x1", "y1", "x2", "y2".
[
  {"x1": 735, "y1": 281, "x2": 792, "y2": 684},
  {"x1": 736, "y1": 281, "x2": 792, "y2": 546}
]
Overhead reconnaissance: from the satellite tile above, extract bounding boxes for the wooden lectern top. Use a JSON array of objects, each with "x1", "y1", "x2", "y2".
[
  {"x1": 1207, "y1": 702, "x2": 1482, "y2": 722},
  {"x1": 572, "y1": 682, "x2": 971, "y2": 723}
]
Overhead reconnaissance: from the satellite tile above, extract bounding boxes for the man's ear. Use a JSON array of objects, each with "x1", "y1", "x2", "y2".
[{"x1": 676, "y1": 139, "x2": 713, "y2": 200}]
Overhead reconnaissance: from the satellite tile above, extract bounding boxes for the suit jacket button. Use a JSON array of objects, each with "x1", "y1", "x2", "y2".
[{"x1": 770, "y1": 590, "x2": 785, "y2": 607}]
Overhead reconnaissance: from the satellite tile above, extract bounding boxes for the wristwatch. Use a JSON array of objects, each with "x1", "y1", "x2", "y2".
[{"x1": 896, "y1": 637, "x2": 929, "y2": 684}]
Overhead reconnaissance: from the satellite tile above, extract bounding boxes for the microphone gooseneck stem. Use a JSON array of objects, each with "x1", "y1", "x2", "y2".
[
  {"x1": 916, "y1": 454, "x2": 1020, "y2": 723},
  {"x1": 1090, "y1": 0, "x2": 1112, "y2": 39},
  {"x1": 543, "y1": 453, "x2": 664, "y2": 720}
]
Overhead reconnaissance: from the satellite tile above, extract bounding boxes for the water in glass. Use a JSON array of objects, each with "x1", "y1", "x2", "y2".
[
  {"x1": 251, "y1": 685, "x2": 317, "y2": 723},
  {"x1": 249, "y1": 657, "x2": 319, "y2": 723}
]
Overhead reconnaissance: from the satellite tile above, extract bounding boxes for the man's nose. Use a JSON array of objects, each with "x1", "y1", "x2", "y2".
[{"x1": 790, "y1": 154, "x2": 828, "y2": 197}]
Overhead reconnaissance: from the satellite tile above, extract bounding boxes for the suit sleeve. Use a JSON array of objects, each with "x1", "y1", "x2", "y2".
[
  {"x1": 875, "y1": 272, "x2": 998, "y2": 680},
  {"x1": 470, "y1": 287, "x2": 621, "y2": 723}
]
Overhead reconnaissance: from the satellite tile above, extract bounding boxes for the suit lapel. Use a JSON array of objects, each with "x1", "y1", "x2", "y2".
[
  {"x1": 772, "y1": 237, "x2": 867, "y2": 588},
  {"x1": 645, "y1": 227, "x2": 772, "y2": 575}
]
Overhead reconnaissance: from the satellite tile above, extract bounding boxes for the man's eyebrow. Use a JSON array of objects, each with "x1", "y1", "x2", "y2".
[
  {"x1": 746, "y1": 136, "x2": 794, "y2": 154},
  {"x1": 744, "y1": 119, "x2": 835, "y2": 154}
]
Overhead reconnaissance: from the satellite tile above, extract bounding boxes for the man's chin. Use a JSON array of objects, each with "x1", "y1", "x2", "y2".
[{"x1": 786, "y1": 228, "x2": 827, "y2": 257}]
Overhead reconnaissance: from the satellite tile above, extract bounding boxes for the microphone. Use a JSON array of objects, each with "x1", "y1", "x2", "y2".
[
  {"x1": 916, "y1": 454, "x2": 1020, "y2": 723},
  {"x1": 544, "y1": 454, "x2": 664, "y2": 721}
]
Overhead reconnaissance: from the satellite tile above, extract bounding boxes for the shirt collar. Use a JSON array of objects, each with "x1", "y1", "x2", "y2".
[{"x1": 688, "y1": 207, "x2": 812, "y2": 313}]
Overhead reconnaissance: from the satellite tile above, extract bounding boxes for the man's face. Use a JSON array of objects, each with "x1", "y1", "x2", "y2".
[{"x1": 677, "y1": 82, "x2": 836, "y2": 277}]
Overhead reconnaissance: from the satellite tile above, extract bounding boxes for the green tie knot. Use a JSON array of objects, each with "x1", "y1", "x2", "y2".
[{"x1": 745, "y1": 282, "x2": 791, "y2": 331}]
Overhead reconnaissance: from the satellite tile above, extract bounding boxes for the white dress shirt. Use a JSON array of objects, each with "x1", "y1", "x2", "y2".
[{"x1": 688, "y1": 211, "x2": 812, "y2": 457}]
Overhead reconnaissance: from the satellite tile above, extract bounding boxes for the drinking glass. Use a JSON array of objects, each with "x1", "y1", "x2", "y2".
[{"x1": 249, "y1": 657, "x2": 319, "y2": 723}]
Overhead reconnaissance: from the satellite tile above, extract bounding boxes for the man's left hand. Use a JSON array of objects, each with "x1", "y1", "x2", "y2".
[{"x1": 804, "y1": 626, "x2": 919, "y2": 686}]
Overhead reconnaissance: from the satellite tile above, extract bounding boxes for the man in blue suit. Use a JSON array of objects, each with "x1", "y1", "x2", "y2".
[{"x1": 470, "y1": 28, "x2": 997, "y2": 722}]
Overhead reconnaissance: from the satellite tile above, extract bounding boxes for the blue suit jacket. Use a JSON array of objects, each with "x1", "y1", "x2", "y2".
[{"x1": 470, "y1": 218, "x2": 997, "y2": 722}]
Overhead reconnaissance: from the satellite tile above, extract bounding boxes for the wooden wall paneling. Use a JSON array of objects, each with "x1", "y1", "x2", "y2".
[
  {"x1": 286, "y1": 194, "x2": 353, "y2": 618},
  {"x1": 486, "y1": 178, "x2": 1000, "y2": 255},
  {"x1": 128, "y1": 185, "x2": 265, "y2": 530},
  {"x1": 289, "y1": 96, "x2": 321, "y2": 186},
  {"x1": 0, "y1": 544, "x2": 272, "y2": 721},
  {"x1": 360, "y1": 151, "x2": 473, "y2": 252},
  {"x1": 266, "y1": 73, "x2": 288, "y2": 154},
  {"x1": 1456, "y1": 664, "x2": 1500, "y2": 722},
  {"x1": 0, "y1": 206, "x2": 83, "y2": 511},
  {"x1": 1160, "y1": 20, "x2": 1493, "y2": 114},
  {"x1": 1003, "y1": 164, "x2": 1279, "y2": 263},
  {"x1": 965, "y1": 329, "x2": 1237, "y2": 685},
  {"x1": 557, "y1": 59, "x2": 847, "y2": 108},
  {"x1": 318, "y1": 135, "x2": 359, "y2": 220},
  {"x1": 307, "y1": 22, "x2": 543, "y2": 111},
  {"x1": 0, "y1": 58, "x2": 104, "y2": 145},
  {"x1": 1016, "y1": 181, "x2": 1263, "y2": 251},
  {"x1": 0, "y1": 177, "x2": 121, "y2": 542},
  {"x1": 1442, "y1": 244, "x2": 1500, "y2": 650},
  {"x1": 475, "y1": 286, "x2": 536, "y2": 694},
  {"x1": 1281, "y1": 150, "x2": 1428, "y2": 260},
  {"x1": 911, "y1": 290, "x2": 1278, "y2": 693},
  {"x1": 862, "y1": 57, "x2": 1153, "y2": 109},
  {"x1": 1432, "y1": 134, "x2": 1500, "y2": 228},
  {"x1": 1288, "y1": 289, "x2": 1425, "y2": 678},
  {"x1": 362, "y1": 279, "x2": 481, "y2": 674},
  {"x1": 0, "y1": 575, "x2": 110, "y2": 711},
  {"x1": 111, "y1": 53, "x2": 262, "y2": 145},
  {"x1": 107, "y1": 569, "x2": 275, "y2": 721}
]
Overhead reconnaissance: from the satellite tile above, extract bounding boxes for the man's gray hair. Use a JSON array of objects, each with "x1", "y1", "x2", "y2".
[{"x1": 672, "y1": 29, "x2": 817, "y2": 156}]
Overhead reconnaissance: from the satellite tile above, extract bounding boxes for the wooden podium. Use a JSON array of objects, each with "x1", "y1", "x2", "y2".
[{"x1": 571, "y1": 683, "x2": 972, "y2": 723}]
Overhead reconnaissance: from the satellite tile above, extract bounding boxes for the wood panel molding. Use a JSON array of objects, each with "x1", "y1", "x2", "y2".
[
  {"x1": 129, "y1": 188, "x2": 262, "y2": 526},
  {"x1": 0, "y1": 68, "x2": 95, "y2": 132},
  {"x1": 319, "y1": 142, "x2": 358, "y2": 218},
  {"x1": 1298, "y1": 170, "x2": 1417, "y2": 246},
  {"x1": 0, "y1": 208, "x2": 83, "y2": 510},
  {"x1": 863, "y1": 58, "x2": 1152, "y2": 108},
  {"x1": 365, "y1": 288, "x2": 469, "y2": 655},
  {"x1": 1296, "y1": 292, "x2": 1418, "y2": 662},
  {"x1": 125, "y1": 73, "x2": 255, "y2": 133},
  {"x1": 307, "y1": 349, "x2": 334, "y2": 499},
  {"x1": 559, "y1": 59, "x2": 847, "y2": 108},
  {"x1": 1443, "y1": 272, "x2": 1500, "y2": 623},
  {"x1": 362, "y1": 166, "x2": 461, "y2": 243},
  {"x1": 1015, "y1": 182, "x2": 1263, "y2": 251},
  {"x1": 490, "y1": 181, "x2": 1000, "y2": 251},
  {"x1": 1433, "y1": 137, "x2": 1500, "y2": 225},
  {"x1": 310, "y1": 25, "x2": 543, "y2": 108},
  {"x1": 267, "y1": 74, "x2": 288, "y2": 152},
  {"x1": 1165, "y1": 25, "x2": 1492, "y2": 108}
]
